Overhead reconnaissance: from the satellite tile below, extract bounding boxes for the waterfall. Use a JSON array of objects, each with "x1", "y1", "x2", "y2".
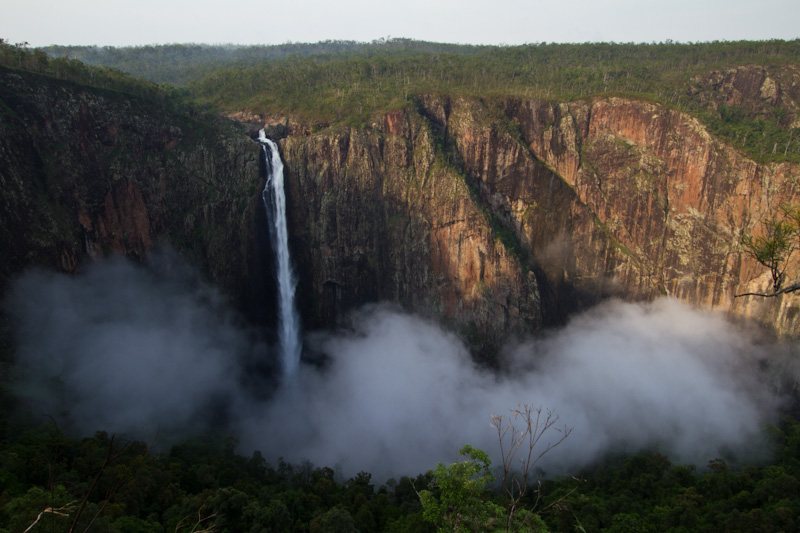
[{"x1": 258, "y1": 130, "x2": 301, "y2": 377}]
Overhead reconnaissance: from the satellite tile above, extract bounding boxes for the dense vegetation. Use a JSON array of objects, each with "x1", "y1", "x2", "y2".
[
  {"x1": 1, "y1": 407, "x2": 799, "y2": 531},
  {"x1": 187, "y1": 40, "x2": 800, "y2": 162},
  {"x1": 0, "y1": 39, "x2": 213, "y2": 122},
  {"x1": 41, "y1": 39, "x2": 496, "y2": 87},
  {"x1": 37, "y1": 38, "x2": 800, "y2": 163},
  {"x1": 7, "y1": 37, "x2": 800, "y2": 162}
]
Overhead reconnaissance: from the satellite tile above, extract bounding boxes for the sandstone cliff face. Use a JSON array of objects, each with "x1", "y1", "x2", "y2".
[
  {"x1": 278, "y1": 110, "x2": 540, "y2": 349},
  {"x1": 511, "y1": 96, "x2": 800, "y2": 334},
  {"x1": 405, "y1": 94, "x2": 800, "y2": 335},
  {"x1": 5, "y1": 63, "x2": 800, "y2": 343},
  {"x1": 273, "y1": 88, "x2": 800, "y2": 338},
  {"x1": 0, "y1": 67, "x2": 263, "y2": 307}
]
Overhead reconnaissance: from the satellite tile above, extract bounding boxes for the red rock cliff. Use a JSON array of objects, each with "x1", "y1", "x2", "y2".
[
  {"x1": 279, "y1": 109, "x2": 541, "y2": 351},
  {"x1": 410, "y1": 93, "x2": 800, "y2": 335},
  {"x1": 276, "y1": 88, "x2": 800, "y2": 337}
]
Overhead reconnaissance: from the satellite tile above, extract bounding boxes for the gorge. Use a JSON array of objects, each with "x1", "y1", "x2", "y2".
[
  {"x1": 1, "y1": 44, "x2": 800, "y2": 481},
  {"x1": 3, "y1": 59, "x2": 800, "y2": 345}
]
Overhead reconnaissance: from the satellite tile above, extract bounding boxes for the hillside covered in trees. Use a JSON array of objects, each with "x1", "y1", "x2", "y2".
[{"x1": 41, "y1": 38, "x2": 800, "y2": 163}]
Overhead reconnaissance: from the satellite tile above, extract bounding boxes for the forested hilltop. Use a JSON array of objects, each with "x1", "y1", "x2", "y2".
[
  {"x1": 41, "y1": 39, "x2": 495, "y2": 86},
  {"x1": 41, "y1": 38, "x2": 800, "y2": 163}
]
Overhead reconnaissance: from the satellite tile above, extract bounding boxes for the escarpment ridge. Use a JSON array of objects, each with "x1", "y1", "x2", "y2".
[{"x1": 3, "y1": 59, "x2": 800, "y2": 341}]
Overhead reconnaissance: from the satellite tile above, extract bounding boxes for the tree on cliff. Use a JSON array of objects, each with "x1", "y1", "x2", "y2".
[{"x1": 738, "y1": 204, "x2": 800, "y2": 297}]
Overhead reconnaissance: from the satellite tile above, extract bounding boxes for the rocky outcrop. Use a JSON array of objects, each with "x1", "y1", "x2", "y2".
[
  {"x1": 0, "y1": 67, "x2": 263, "y2": 308},
  {"x1": 689, "y1": 64, "x2": 800, "y2": 128}
]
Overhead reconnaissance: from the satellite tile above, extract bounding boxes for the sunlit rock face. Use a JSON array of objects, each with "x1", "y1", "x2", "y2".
[
  {"x1": 279, "y1": 87, "x2": 800, "y2": 338},
  {"x1": 507, "y1": 95, "x2": 800, "y2": 335}
]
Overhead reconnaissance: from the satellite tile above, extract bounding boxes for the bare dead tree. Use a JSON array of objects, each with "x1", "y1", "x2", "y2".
[
  {"x1": 491, "y1": 404, "x2": 573, "y2": 532},
  {"x1": 174, "y1": 506, "x2": 218, "y2": 533},
  {"x1": 22, "y1": 502, "x2": 75, "y2": 533}
]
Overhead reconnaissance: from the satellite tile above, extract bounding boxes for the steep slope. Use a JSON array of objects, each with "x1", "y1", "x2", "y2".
[
  {"x1": 278, "y1": 110, "x2": 541, "y2": 352},
  {"x1": 266, "y1": 80, "x2": 800, "y2": 338},
  {"x1": 5, "y1": 59, "x2": 800, "y2": 345},
  {"x1": 410, "y1": 92, "x2": 800, "y2": 336},
  {"x1": 508, "y1": 96, "x2": 800, "y2": 333},
  {"x1": 0, "y1": 67, "x2": 263, "y2": 309}
]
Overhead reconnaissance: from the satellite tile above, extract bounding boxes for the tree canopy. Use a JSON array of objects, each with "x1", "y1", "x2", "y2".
[{"x1": 22, "y1": 38, "x2": 800, "y2": 162}]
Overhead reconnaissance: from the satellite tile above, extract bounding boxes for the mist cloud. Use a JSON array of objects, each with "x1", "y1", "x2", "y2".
[
  {"x1": 4, "y1": 257, "x2": 788, "y2": 480},
  {"x1": 5, "y1": 256, "x2": 254, "y2": 436},
  {"x1": 243, "y1": 299, "x2": 781, "y2": 478}
]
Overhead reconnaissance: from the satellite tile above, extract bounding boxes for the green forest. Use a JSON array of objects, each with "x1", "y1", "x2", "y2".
[
  {"x1": 2, "y1": 37, "x2": 800, "y2": 531},
  {"x1": 1, "y1": 399, "x2": 800, "y2": 532},
  {"x1": 19, "y1": 38, "x2": 800, "y2": 162}
]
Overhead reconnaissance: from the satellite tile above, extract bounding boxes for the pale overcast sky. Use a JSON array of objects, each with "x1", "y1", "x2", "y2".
[{"x1": 2, "y1": 0, "x2": 798, "y2": 47}]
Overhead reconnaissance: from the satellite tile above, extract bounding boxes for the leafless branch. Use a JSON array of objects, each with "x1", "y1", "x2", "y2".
[
  {"x1": 491, "y1": 404, "x2": 573, "y2": 532},
  {"x1": 23, "y1": 502, "x2": 75, "y2": 533},
  {"x1": 174, "y1": 506, "x2": 217, "y2": 533},
  {"x1": 735, "y1": 281, "x2": 800, "y2": 298}
]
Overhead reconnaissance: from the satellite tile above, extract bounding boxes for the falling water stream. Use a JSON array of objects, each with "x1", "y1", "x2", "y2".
[{"x1": 258, "y1": 130, "x2": 301, "y2": 377}]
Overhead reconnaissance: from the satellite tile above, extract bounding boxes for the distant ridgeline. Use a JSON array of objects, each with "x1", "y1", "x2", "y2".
[
  {"x1": 34, "y1": 38, "x2": 800, "y2": 163},
  {"x1": 0, "y1": 38, "x2": 209, "y2": 120}
]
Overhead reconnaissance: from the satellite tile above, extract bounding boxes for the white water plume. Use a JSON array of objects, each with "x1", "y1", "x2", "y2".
[{"x1": 258, "y1": 130, "x2": 301, "y2": 378}]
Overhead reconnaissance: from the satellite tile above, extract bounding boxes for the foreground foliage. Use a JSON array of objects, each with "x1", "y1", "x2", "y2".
[
  {"x1": 0, "y1": 415, "x2": 799, "y2": 532},
  {"x1": 419, "y1": 445, "x2": 505, "y2": 532}
]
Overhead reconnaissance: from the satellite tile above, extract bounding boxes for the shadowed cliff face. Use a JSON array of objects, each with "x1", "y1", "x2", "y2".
[
  {"x1": 279, "y1": 111, "x2": 541, "y2": 352},
  {"x1": 0, "y1": 67, "x2": 263, "y2": 310}
]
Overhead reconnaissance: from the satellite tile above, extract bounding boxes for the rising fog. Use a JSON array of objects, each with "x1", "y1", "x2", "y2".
[{"x1": 4, "y1": 255, "x2": 790, "y2": 479}]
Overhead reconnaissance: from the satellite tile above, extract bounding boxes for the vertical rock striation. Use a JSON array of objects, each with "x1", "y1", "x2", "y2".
[
  {"x1": 0, "y1": 67, "x2": 263, "y2": 308},
  {"x1": 278, "y1": 89, "x2": 800, "y2": 338},
  {"x1": 280, "y1": 109, "x2": 540, "y2": 352},
  {"x1": 5, "y1": 62, "x2": 800, "y2": 342}
]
